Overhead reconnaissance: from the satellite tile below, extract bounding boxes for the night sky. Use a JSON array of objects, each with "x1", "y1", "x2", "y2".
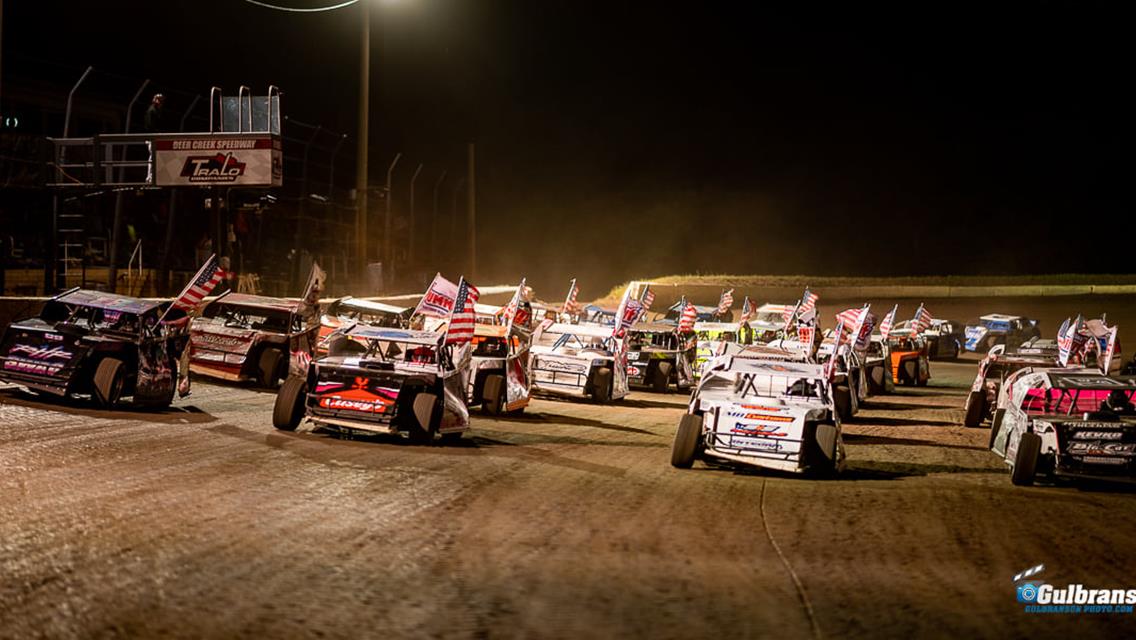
[{"x1": 5, "y1": 1, "x2": 1131, "y2": 293}]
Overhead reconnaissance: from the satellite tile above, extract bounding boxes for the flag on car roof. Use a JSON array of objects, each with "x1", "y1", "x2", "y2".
[
  {"x1": 739, "y1": 296, "x2": 754, "y2": 323},
  {"x1": 500, "y1": 277, "x2": 526, "y2": 324},
  {"x1": 298, "y1": 261, "x2": 327, "y2": 319},
  {"x1": 677, "y1": 297, "x2": 698, "y2": 334},
  {"x1": 910, "y1": 303, "x2": 934, "y2": 335},
  {"x1": 783, "y1": 287, "x2": 819, "y2": 330},
  {"x1": 641, "y1": 285, "x2": 655, "y2": 311},
  {"x1": 800, "y1": 288, "x2": 819, "y2": 315},
  {"x1": 415, "y1": 273, "x2": 460, "y2": 318},
  {"x1": 562, "y1": 278, "x2": 582, "y2": 315},
  {"x1": 716, "y1": 289, "x2": 734, "y2": 315},
  {"x1": 824, "y1": 318, "x2": 846, "y2": 381},
  {"x1": 879, "y1": 304, "x2": 898, "y2": 340},
  {"x1": 171, "y1": 254, "x2": 227, "y2": 311},
  {"x1": 446, "y1": 278, "x2": 480, "y2": 345},
  {"x1": 1057, "y1": 315, "x2": 1086, "y2": 366}
]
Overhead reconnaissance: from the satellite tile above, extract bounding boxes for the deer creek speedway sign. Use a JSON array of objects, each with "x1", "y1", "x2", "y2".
[{"x1": 153, "y1": 135, "x2": 282, "y2": 187}]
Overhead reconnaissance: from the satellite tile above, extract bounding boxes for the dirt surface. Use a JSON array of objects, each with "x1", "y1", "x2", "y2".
[{"x1": 4, "y1": 303, "x2": 1136, "y2": 639}]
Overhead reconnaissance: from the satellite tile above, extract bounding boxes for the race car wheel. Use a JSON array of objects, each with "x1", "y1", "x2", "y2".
[
  {"x1": 482, "y1": 374, "x2": 505, "y2": 415},
  {"x1": 915, "y1": 376, "x2": 928, "y2": 387},
  {"x1": 670, "y1": 413, "x2": 702, "y2": 468},
  {"x1": 950, "y1": 340, "x2": 960, "y2": 359},
  {"x1": 809, "y1": 422, "x2": 839, "y2": 475},
  {"x1": 134, "y1": 356, "x2": 178, "y2": 409},
  {"x1": 1011, "y1": 432, "x2": 1041, "y2": 486},
  {"x1": 988, "y1": 409, "x2": 1006, "y2": 449},
  {"x1": 833, "y1": 385, "x2": 852, "y2": 421},
  {"x1": 93, "y1": 358, "x2": 125, "y2": 408},
  {"x1": 408, "y1": 392, "x2": 438, "y2": 444},
  {"x1": 867, "y1": 366, "x2": 885, "y2": 395},
  {"x1": 273, "y1": 376, "x2": 307, "y2": 431},
  {"x1": 902, "y1": 360, "x2": 916, "y2": 385},
  {"x1": 963, "y1": 391, "x2": 986, "y2": 427},
  {"x1": 592, "y1": 367, "x2": 613, "y2": 403},
  {"x1": 258, "y1": 349, "x2": 283, "y2": 388},
  {"x1": 652, "y1": 362, "x2": 673, "y2": 394}
]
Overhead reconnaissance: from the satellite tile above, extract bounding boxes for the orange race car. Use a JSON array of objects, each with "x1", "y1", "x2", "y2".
[{"x1": 887, "y1": 329, "x2": 930, "y2": 386}]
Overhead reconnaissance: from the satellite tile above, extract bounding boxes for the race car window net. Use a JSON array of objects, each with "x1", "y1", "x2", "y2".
[
  {"x1": 1020, "y1": 387, "x2": 1136, "y2": 416},
  {"x1": 732, "y1": 372, "x2": 822, "y2": 399}
]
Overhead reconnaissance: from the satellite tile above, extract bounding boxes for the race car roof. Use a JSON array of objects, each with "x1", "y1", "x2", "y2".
[
  {"x1": 345, "y1": 325, "x2": 443, "y2": 345},
  {"x1": 474, "y1": 324, "x2": 508, "y2": 338},
  {"x1": 694, "y1": 321, "x2": 740, "y2": 332},
  {"x1": 727, "y1": 357, "x2": 825, "y2": 379},
  {"x1": 667, "y1": 301, "x2": 718, "y2": 314},
  {"x1": 474, "y1": 303, "x2": 501, "y2": 316},
  {"x1": 631, "y1": 321, "x2": 678, "y2": 333},
  {"x1": 1043, "y1": 371, "x2": 1136, "y2": 390},
  {"x1": 980, "y1": 313, "x2": 1022, "y2": 322},
  {"x1": 755, "y1": 303, "x2": 794, "y2": 315},
  {"x1": 334, "y1": 297, "x2": 409, "y2": 315},
  {"x1": 542, "y1": 322, "x2": 614, "y2": 338},
  {"x1": 215, "y1": 292, "x2": 302, "y2": 313},
  {"x1": 55, "y1": 289, "x2": 162, "y2": 314}
]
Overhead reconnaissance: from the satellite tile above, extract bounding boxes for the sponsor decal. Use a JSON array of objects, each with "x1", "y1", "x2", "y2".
[
  {"x1": 9, "y1": 345, "x2": 72, "y2": 360},
  {"x1": 1072, "y1": 430, "x2": 1125, "y2": 440},
  {"x1": 180, "y1": 152, "x2": 248, "y2": 183},
  {"x1": 192, "y1": 332, "x2": 252, "y2": 350},
  {"x1": 728, "y1": 434, "x2": 784, "y2": 451},
  {"x1": 539, "y1": 359, "x2": 588, "y2": 374},
  {"x1": 739, "y1": 404, "x2": 788, "y2": 412},
  {"x1": 1067, "y1": 442, "x2": 1136, "y2": 456},
  {"x1": 1014, "y1": 564, "x2": 1136, "y2": 614},
  {"x1": 44, "y1": 333, "x2": 63, "y2": 342},
  {"x1": 626, "y1": 365, "x2": 641, "y2": 377},
  {"x1": 318, "y1": 396, "x2": 393, "y2": 413},
  {"x1": 730, "y1": 423, "x2": 788, "y2": 438}
]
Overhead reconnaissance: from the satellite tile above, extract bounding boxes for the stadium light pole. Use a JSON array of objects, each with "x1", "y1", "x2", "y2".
[{"x1": 354, "y1": 0, "x2": 370, "y2": 273}]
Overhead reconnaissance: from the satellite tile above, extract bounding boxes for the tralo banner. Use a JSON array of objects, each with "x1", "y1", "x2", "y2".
[{"x1": 153, "y1": 135, "x2": 282, "y2": 187}]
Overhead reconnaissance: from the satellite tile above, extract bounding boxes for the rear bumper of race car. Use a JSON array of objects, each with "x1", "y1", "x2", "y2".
[
  {"x1": 702, "y1": 448, "x2": 805, "y2": 473},
  {"x1": 0, "y1": 369, "x2": 71, "y2": 396}
]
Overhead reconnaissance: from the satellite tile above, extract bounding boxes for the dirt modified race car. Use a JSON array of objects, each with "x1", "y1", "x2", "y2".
[
  {"x1": 817, "y1": 338, "x2": 867, "y2": 421},
  {"x1": 964, "y1": 314, "x2": 1041, "y2": 353},
  {"x1": 964, "y1": 345, "x2": 1057, "y2": 427},
  {"x1": 692, "y1": 321, "x2": 747, "y2": 381},
  {"x1": 318, "y1": 297, "x2": 410, "y2": 355},
  {"x1": 671, "y1": 355, "x2": 844, "y2": 475},
  {"x1": 921, "y1": 319, "x2": 964, "y2": 359},
  {"x1": 626, "y1": 322, "x2": 694, "y2": 392},
  {"x1": 272, "y1": 325, "x2": 471, "y2": 442},
  {"x1": 990, "y1": 369, "x2": 1136, "y2": 486},
  {"x1": 189, "y1": 293, "x2": 318, "y2": 388},
  {"x1": 0, "y1": 289, "x2": 190, "y2": 408},
  {"x1": 468, "y1": 319, "x2": 532, "y2": 414},
  {"x1": 886, "y1": 329, "x2": 931, "y2": 386},
  {"x1": 530, "y1": 322, "x2": 628, "y2": 403}
]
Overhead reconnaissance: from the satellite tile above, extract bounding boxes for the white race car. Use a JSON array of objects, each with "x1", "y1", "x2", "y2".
[
  {"x1": 530, "y1": 322, "x2": 628, "y2": 403},
  {"x1": 990, "y1": 368, "x2": 1136, "y2": 486},
  {"x1": 671, "y1": 354, "x2": 844, "y2": 475}
]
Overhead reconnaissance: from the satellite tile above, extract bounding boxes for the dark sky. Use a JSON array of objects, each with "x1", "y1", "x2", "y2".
[{"x1": 5, "y1": 1, "x2": 1132, "y2": 293}]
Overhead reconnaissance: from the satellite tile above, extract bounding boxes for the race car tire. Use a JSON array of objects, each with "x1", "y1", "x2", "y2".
[
  {"x1": 653, "y1": 362, "x2": 673, "y2": 394},
  {"x1": 592, "y1": 367, "x2": 613, "y2": 404},
  {"x1": 812, "y1": 422, "x2": 839, "y2": 474},
  {"x1": 273, "y1": 376, "x2": 306, "y2": 431},
  {"x1": 902, "y1": 360, "x2": 916, "y2": 384},
  {"x1": 258, "y1": 349, "x2": 283, "y2": 388},
  {"x1": 988, "y1": 409, "x2": 1006, "y2": 449},
  {"x1": 950, "y1": 340, "x2": 960, "y2": 359},
  {"x1": 409, "y1": 392, "x2": 438, "y2": 444},
  {"x1": 134, "y1": 356, "x2": 177, "y2": 409},
  {"x1": 915, "y1": 376, "x2": 928, "y2": 387},
  {"x1": 833, "y1": 385, "x2": 853, "y2": 421},
  {"x1": 963, "y1": 391, "x2": 986, "y2": 427},
  {"x1": 482, "y1": 374, "x2": 505, "y2": 415},
  {"x1": 1011, "y1": 432, "x2": 1041, "y2": 487},
  {"x1": 671, "y1": 413, "x2": 702, "y2": 469},
  {"x1": 93, "y1": 358, "x2": 125, "y2": 408}
]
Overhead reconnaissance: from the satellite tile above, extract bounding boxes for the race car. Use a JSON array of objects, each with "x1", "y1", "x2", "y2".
[
  {"x1": 692, "y1": 321, "x2": 746, "y2": 380},
  {"x1": 886, "y1": 329, "x2": 931, "y2": 386},
  {"x1": 964, "y1": 314, "x2": 1041, "y2": 353},
  {"x1": 318, "y1": 297, "x2": 410, "y2": 355},
  {"x1": 922, "y1": 319, "x2": 964, "y2": 359},
  {"x1": 626, "y1": 322, "x2": 694, "y2": 392},
  {"x1": 189, "y1": 292, "x2": 318, "y2": 388},
  {"x1": 272, "y1": 325, "x2": 471, "y2": 443},
  {"x1": 744, "y1": 303, "x2": 795, "y2": 343},
  {"x1": 990, "y1": 369, "x2": 1136, "y2": 486},
  {"x1": 670, "y1": 354, "x2": 844, "y2": 475},
  {"x1": 963, "y1": 345, "x2": 1057, "y2": 427},
  {"x1": 862, "y1": 335, "x2": 892, "y2": 395},
  {"x1": 468, "y1": 316, "x2": 533, "y2": 414},
  {"x1": 0, "y1": 288, "x2": 190, "y2": 408},
  {"x1": 816, "y1": 337, "x2": 867, "y2": 420},
  {"x1": 529, "y1": 322, "x2": 628, "y2": 403}
]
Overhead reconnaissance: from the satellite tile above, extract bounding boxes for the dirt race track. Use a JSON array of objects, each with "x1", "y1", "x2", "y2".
[{"x1": 3, "y1": 298, "x2": 1136, "y2": 639}]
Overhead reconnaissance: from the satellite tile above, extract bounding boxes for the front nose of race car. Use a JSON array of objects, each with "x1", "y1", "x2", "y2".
[{"x1": 964, "y1": 326, "x2": 988, "y2": 351}]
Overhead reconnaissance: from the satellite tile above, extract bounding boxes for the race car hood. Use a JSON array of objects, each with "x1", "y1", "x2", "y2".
[{"x1": 189, "y1": 322, "x2": 261, "y2": 357}]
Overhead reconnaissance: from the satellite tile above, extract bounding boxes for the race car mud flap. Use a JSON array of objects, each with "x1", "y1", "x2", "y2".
[
  {"x1": 413, "y1": 393, "x2": 437, "y2": 430},
  {"x1": 815, "y1": 423, "x2": 837, "y2": 461}
]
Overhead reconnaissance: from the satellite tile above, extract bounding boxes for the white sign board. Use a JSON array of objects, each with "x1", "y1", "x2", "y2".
[{"x1": 153, "y1": 135, "x2": 282, "y2": 187}]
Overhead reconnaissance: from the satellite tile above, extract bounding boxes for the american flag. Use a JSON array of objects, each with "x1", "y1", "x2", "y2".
[
  {"x1": 835, "y1": 307, "x2": 864, "y2": 330},
  {"x1": 739, "y1": 296, "x2": 754, "y2": 323},
  {"x1": 824, "y1": 318, "x2": 846, "y2": 380},
  {"x1": 446, "y1": 278, "x2": 481, "y2": 345},
  {"x1": 879, "y1": 304, "x2": 898, "y2": 340},
  {"x1": 799, "y1": 288, "x2": 819, "y2": 315},
  {"x1": 562, "y1": 278, "x2": 582, "y2": 315},
  {"x1": 716, "y1": 289, "x2": 734, "y2": 315},
  {"x1": 641, "y1": 286, "x2": 655, "y2": 311},
  {"x1": 171, "y1": 254, "x2": 226, "y2": 311},
  {"x1": 677, "y1": 298, "x2": 698, "y2": 334},
  {"x1": 911, "y1": 304, "x2": 934, "y2": 334},
  {"x1": 500, "y1": 278, "x2": 526, "y2": 324},
  {"x1": 617, "y1": 299, "x2": 644, "y2": 336}
]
